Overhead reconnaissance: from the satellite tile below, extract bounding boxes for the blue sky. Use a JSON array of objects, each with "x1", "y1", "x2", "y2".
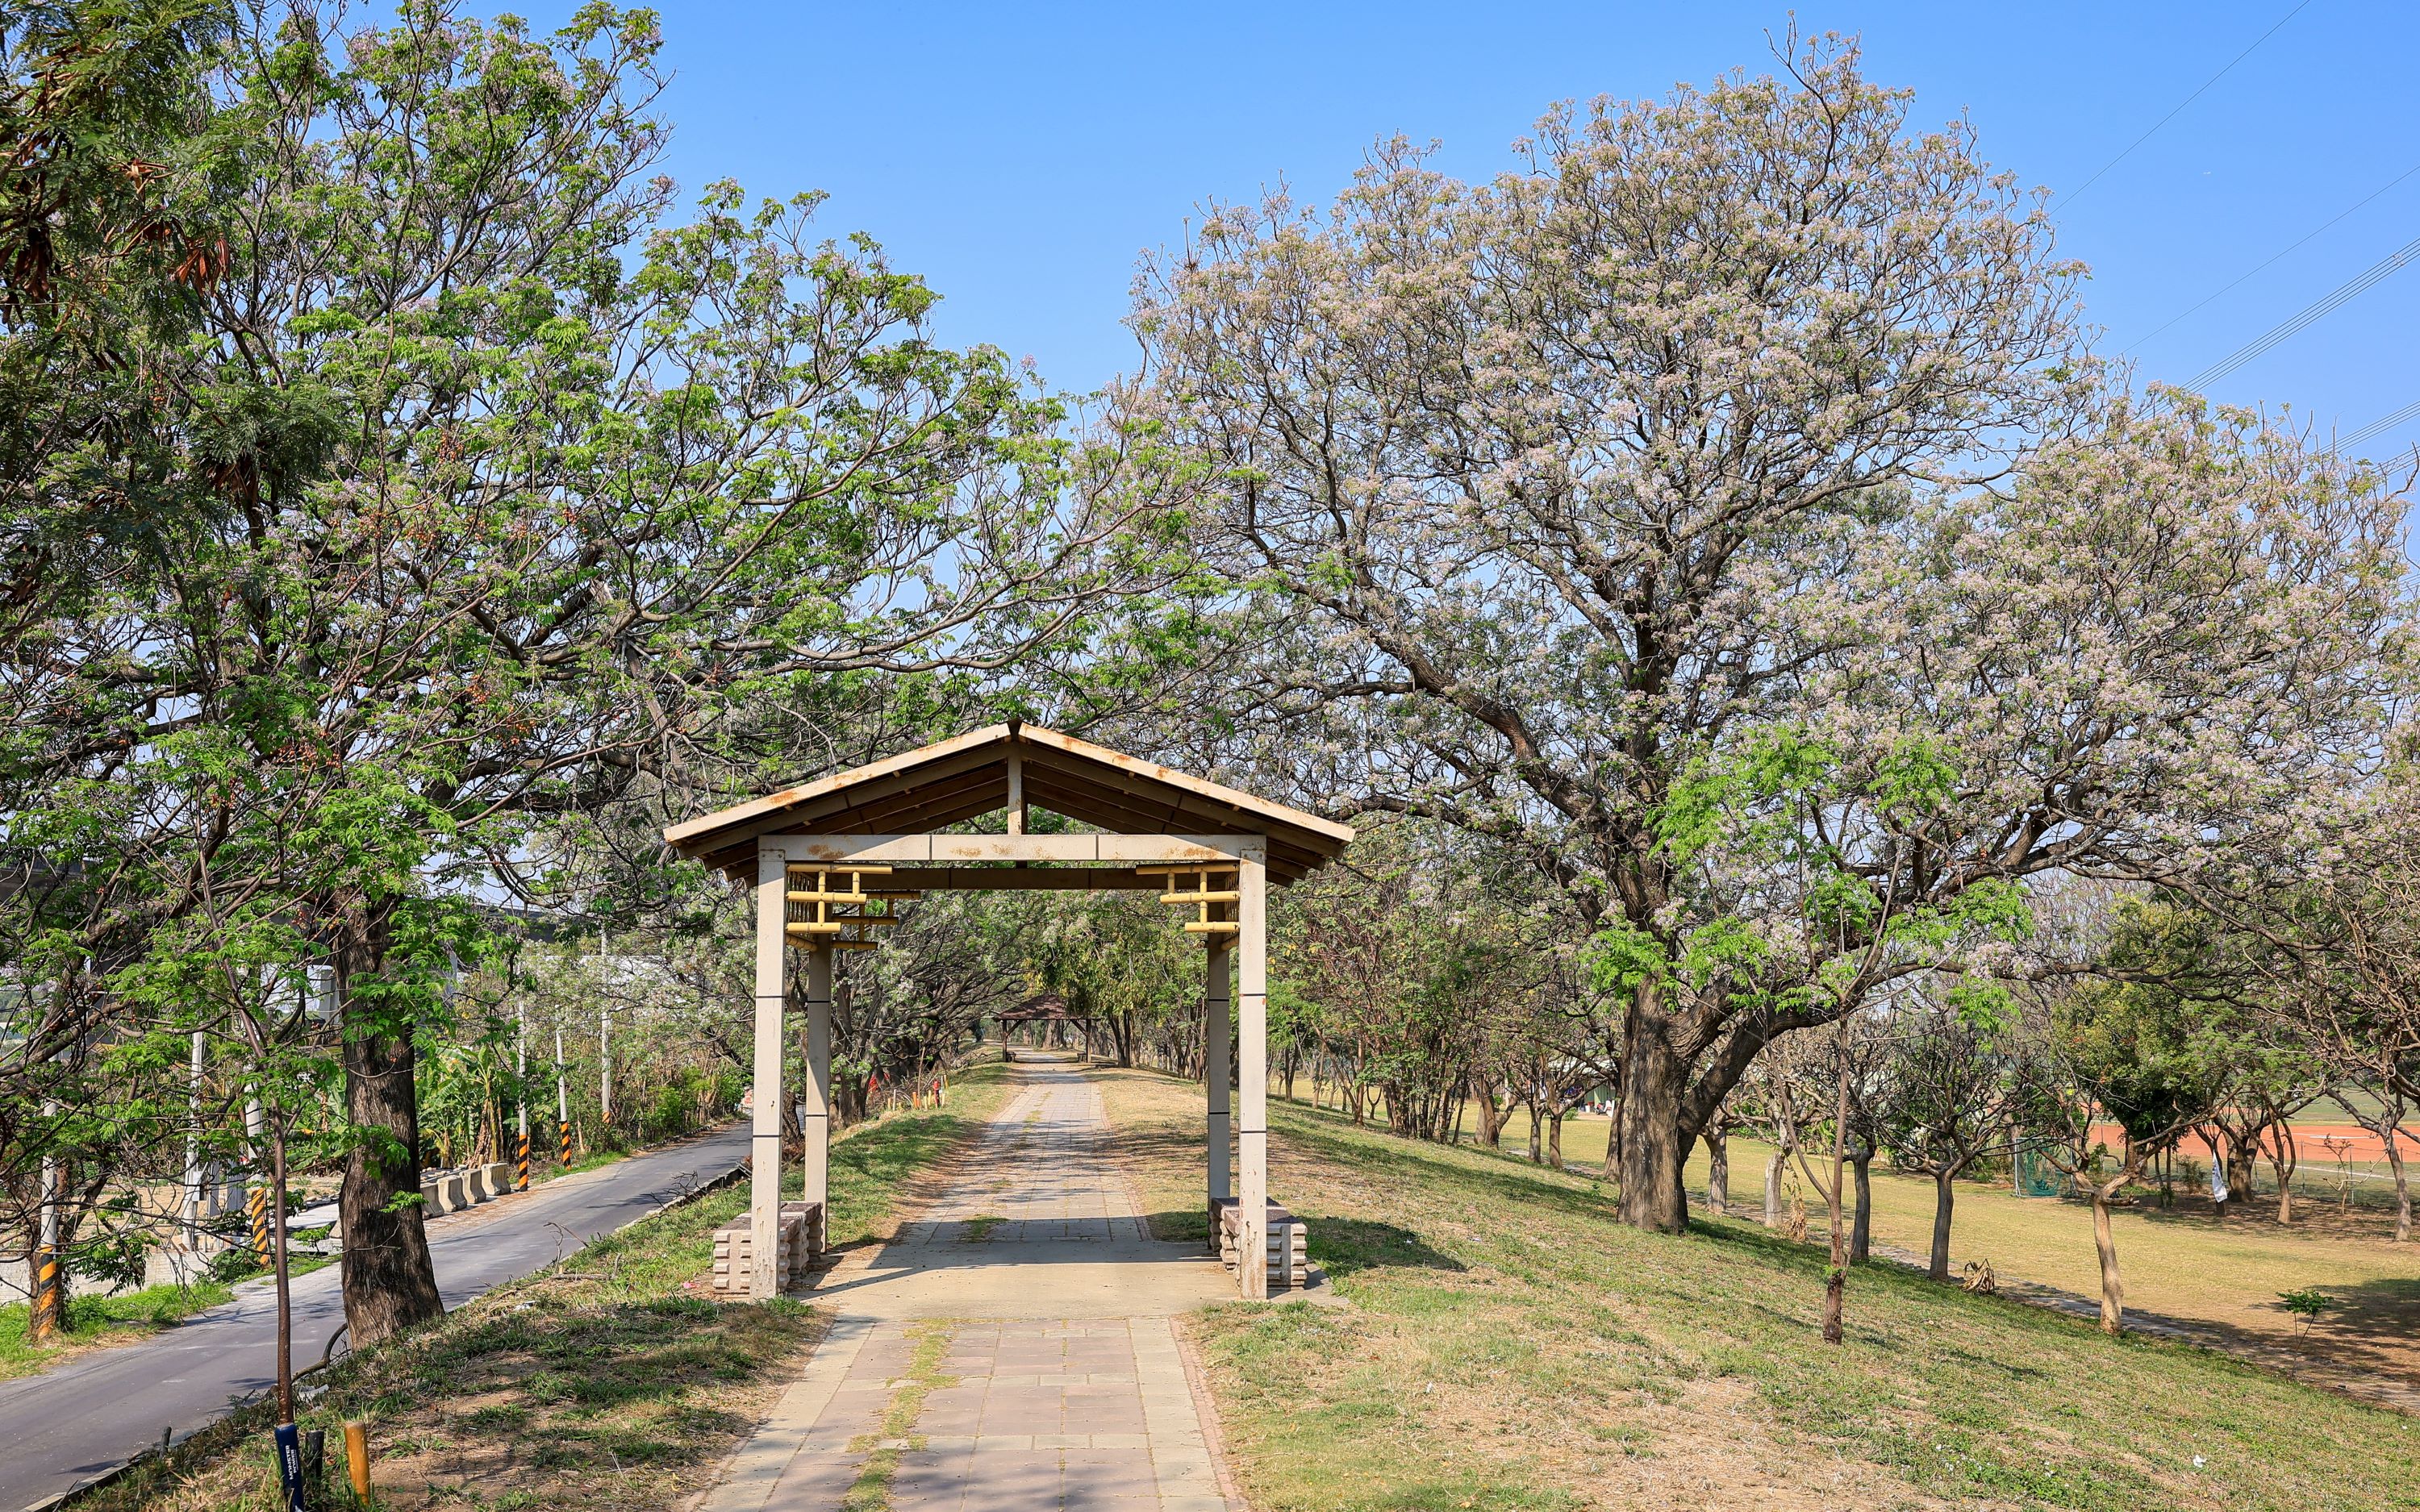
[{"x1": 519, "y1": 1, "x2": 2420, "y2": 460}]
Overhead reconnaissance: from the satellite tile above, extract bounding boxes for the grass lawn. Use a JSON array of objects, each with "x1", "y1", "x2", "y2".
[
  {"x1": 1435, "y1": 1105, "x2": 2419, "y2": 1393},
  {"x1": 77, "y1": 1060, "x2": 1013, "y2": 1512},
  {"x1": 1096, "y1": 1066, "x2": 2420, "y2": 1512}
]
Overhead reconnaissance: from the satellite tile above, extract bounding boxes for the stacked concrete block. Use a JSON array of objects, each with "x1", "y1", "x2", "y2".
[
  {"x1": 710, "y1": 1200, "x2": 825, "y2": 1297},
  {"x1": 1215, "y1": 1198, "x2": 1311, "y2": 1289}
]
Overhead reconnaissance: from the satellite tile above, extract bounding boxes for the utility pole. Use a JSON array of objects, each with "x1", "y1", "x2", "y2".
[
  {"x1": 555, "y1": 1023, "x2": 572, "y2": 1167},
  {"x1": 514, "y1": 1003, "x2": 531, "y2": 1191},
  {"x1": 599, "y1": 930, "x2": 619, "y2": 1131},
  {"x1": 31, "y1": 1097, "x2": 60, "y2": 1343},
  {"x1": 184, "y1": 1028, "x2": 206, "y2": 1260},
  {"x1": 246, "y1": 1089, "x2": 271, "y2": 1266}
]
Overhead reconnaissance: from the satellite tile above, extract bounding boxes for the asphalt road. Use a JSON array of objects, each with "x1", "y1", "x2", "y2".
[{"x1": 0, "y1": 1123, "x2": 750, "y2": 1511}]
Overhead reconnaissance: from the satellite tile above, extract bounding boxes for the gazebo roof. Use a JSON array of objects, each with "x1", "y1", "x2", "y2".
[{"x1": 663, "y1": 723, "x2": 1353, "y2": 885}]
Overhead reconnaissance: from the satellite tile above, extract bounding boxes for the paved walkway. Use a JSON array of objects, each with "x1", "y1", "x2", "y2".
[{"x1": 706, "y1": 1065, "x2": 1241, "y2": 1512}]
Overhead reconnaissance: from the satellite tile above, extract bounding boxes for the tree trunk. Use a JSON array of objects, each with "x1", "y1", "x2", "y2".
[
  {"x1": 1548, "y1": 1107, "x2": 1566, "y2": 1171},
  {"x1": 1475, "y1": 1080, "x2": 1504, "y2": 1148},
  {"x1": 1763, "y1": 1146, "x2": 1788, "y2": 1227},
  {"x1": 1704, "y1": 1127, "x2": 1729, "y2": 1215},
  {"x1": 2091, "y1": 1180, "x2": 2126, "y2": 1335},
  {"x1": 1929, "y1": 1168, "x2": 1956, "y2": 1281},
  {"x1": 1821, "y1": 1070, "x2": 1850, "y2": 1346},
  {"x1": 1613, "y1": 985, "x2": 1688, "y2": 1233},
  {"x1": 1601, "y1": 1089, "x2": 1622, "y2": 1182},
  {"x1": 2269, "y1": 1121, "x2": 2298, "y2": 1225},
  {"x1": 1525, "y1": 1097, "x2": 1542, "y2": 1164},
  {"x1": 2222, "y1": 1135, "x2": 2259, "y2": 1218},
  {"x1": 2382, "y1": 1131, "x2": 2413, "y2": 1243},
  {"x1": 338, "y1": 939, "x2": 444, "y2": 1348},
  {"x1": 1849, "y1": 1150, "x2": 1873, "y2": 1264}
]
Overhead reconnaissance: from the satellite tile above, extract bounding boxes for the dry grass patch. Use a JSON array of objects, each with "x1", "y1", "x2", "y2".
[{"x1": 1458, "y1": 1106, "x2": 2419, "y2": 1387}]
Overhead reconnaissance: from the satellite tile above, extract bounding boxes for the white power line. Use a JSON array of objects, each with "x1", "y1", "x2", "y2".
[
  {"x1": 2339, "y1": 398, "x2": 2420, "y2": 452},
  {"x1": 2122, "y1": 159, "x2": 2420, "y2": 356},
  {"x1": 2057, "y1": 0, "x2": 2318, "y2": 208},
  {"x1": 2186, "y1": 231, "x2": 2420, "y2": 390}
]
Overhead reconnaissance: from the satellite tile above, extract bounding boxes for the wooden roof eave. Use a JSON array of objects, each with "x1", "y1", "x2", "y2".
[
  {"x1": 663, "y1": 725, "x2": 1012, "y2": 849},
  {"x1": 1016, "y1": 768, "x2": 1326, "y2": 881},
  {"x1": 666, "y1": 723, "x2": 1353, "y2": 886}
]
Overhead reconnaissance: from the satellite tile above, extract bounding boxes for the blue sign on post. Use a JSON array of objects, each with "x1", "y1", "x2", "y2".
[{"x1": 273, "y1": 1422, "x2": 308, "y2": 1512}]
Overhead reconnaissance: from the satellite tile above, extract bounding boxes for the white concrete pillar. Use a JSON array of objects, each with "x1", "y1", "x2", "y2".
[
  {"x1": 515, "y1": 1005, "x2": 529, "y2": 1189},
  {"x1": 1204, "y1": 938, "x2": 1231, "y2": 1244},
  {"x1": 34, "y1": 1097, "x2": 59, "y2": 1336},
  {"x1": 749, "y1": 845, "x2": 787, "y2": 1298},
  {"x1": 184, "y1": 1029, "x2": 205, "y2": 1245},
  {"x1": 803, "y1": 943, "x2": 833, "y2": 1225},
  {"x1": 1237, "y1": 843, "x2": 1269, "y2": 1299},
  {"x1": 245, "y1": 1089, "x2": 268, "y2": 1258},
  {"x1": 554, "y1": 1024, "x2": 570, "y2": 1166}
]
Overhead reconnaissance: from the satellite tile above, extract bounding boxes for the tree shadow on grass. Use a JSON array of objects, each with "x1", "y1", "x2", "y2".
[
  {"x1": 2283, "y1": 1273, "x2": 2420, "y2": 1385},
  {"x1": 405, "y1": 1293, "x2": 816, "y2": 1471},
  {"x1": 1271, "y1": 1106, "x2": 1623, "y2": 1225},
  {"x1": 1308, "y1": 1217, "x2": 1467, "y2": 1280},
  {"x1": 820, "y1": 1110, "x2": 979, "y2": 1243},
  {"x1": 1141, "y1": 1208, "x2": 1212, "y2": 1243}
]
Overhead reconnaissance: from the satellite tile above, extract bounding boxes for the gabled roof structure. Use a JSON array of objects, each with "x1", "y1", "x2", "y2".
[
  {"x1": 663, "y1": 722, "x2": 1353, "y2": 885},
  {"x1": 669, "y1": 720, "x2": 1346, "y2": 1302}
]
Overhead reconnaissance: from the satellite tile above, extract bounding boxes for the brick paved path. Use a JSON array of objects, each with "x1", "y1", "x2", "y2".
[{"x1": 705, "y1": 1064, "x2": 1240, "y2": 1512}]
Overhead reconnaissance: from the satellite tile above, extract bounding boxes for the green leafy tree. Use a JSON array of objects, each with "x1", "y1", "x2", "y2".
[
  {"x1": 1880, "y1": 982, "x2": 2034, "y2": 1281},
  {"x1": 11, "y1": 0, "x2": 1182, "y2": 1346},
  {"x1": 2025, "y1": 937, "x2": 2225, "y2": 1335}
]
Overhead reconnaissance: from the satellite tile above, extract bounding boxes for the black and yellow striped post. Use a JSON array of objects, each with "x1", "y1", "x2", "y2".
[
  {"x1": 247, "y1": 1180, "x2": 273, "y2": 1267},
  {"x1": 27, "y1": 1244, "x2": 60, "y2": 1343},
  {"x1": 559, "y1": 1114, "x2": 573, "y2": 1169},
  {"x1": 515, "y1": 1010, "x2": 532, "y2": 1193}
]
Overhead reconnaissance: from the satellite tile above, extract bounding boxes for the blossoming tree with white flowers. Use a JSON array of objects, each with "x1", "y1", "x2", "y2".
[{"x1": 1135, "y1": 37, "x2": 2410, "y2": 1234}]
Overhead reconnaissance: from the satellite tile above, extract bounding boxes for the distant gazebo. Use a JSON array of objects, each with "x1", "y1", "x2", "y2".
[{"x1": 662, "y1": 722, "x2": 1353, "y2": 1299}]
